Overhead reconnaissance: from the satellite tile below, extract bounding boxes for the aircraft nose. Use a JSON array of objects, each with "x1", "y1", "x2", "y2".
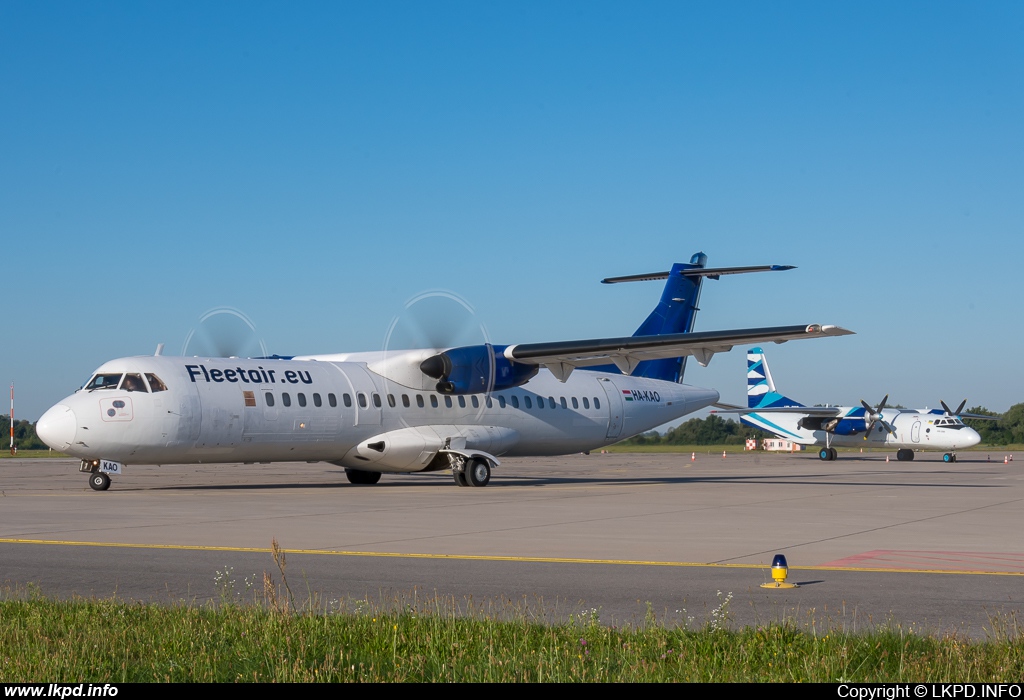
[
  {"x1": 37, "y1": 404, "x2": 77, "y2": 451},
  {"x1": 964, "y1": 427, "x2": 982, "y2": 448}
]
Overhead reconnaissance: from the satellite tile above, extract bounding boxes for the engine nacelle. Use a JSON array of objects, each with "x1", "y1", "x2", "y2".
[
  {"x1": 822, "y1": 418, "x2": 865, "y2": 436},
  {"x1": 419, "y1": 344, "x2": 538, "y2": 394}
]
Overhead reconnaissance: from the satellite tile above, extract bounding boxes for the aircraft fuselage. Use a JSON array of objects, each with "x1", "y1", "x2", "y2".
[{"x1": 37, "y1": 355, "x2": 718, "y2": 471}]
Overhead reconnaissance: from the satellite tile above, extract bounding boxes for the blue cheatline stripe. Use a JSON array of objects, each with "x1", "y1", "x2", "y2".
[{"x1": 744, "y1": 413, "x2": 803, "y2": 440}]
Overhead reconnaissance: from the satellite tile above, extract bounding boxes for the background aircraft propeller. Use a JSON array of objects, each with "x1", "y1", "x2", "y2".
[
  {"x1": 860, "y1": 394, "x2": 895, "y2": 435},
  {"x1": 940, "y1": 399, "x2": 968, "y2": 417},
  {"x1": 182, "y1": 307, "x2": 268, "y2": 358}
]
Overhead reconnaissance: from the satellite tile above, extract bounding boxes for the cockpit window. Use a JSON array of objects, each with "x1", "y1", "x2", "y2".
[
  {"x1": 122, "y1": 374, "x2": 148, "y2": 393},
  {"x1": 145, "y1": 374, "x2": 168, "y2": 392},
  {"x1": 85, "y1": 374, "x2": 123, "y2": 391}
]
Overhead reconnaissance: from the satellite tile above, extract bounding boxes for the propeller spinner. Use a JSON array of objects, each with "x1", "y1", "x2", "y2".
[{"x1": 860, "y1": 394, "x2": 895, "y2": 435}]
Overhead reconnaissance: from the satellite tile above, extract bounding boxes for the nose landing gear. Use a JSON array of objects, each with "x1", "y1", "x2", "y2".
[{"x1": 89, "y1": 472, "x2": 111, "y2": 491}]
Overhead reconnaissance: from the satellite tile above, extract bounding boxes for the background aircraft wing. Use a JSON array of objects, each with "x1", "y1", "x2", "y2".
[
  {"x1": 712, "y1": 406, "x2": 843, "y2": 416},
  {"x1": 503, "y1": 324, "x2": 852, "y2": 379}
]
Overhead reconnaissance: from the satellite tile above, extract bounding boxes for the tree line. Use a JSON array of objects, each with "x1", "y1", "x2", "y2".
[{"x1": 0, "y1": 416, "x2": 49, "y2": 450}]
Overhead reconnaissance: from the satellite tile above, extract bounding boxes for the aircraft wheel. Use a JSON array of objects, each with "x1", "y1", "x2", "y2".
[
  {"x1": 467, "y1": 459, "x2": 491, "y2": 487},
  {"x1": 829, "y1": 448, "x2": 838, "y2": 461},
  {"x1": 89, "y1": 472, "x2": 111, "y2": 491},
  {"x1": 453, "y1": 469, "x2": 469, "y2": 487},
  {"x1": 943, "y1": 453, "x2": 952, "y2": 463},
  {"x1": 345, "y1": 469, "x2": 382, "y2": 485},
  {"x1": 818, "y1": 448, "x2": 831, "y2": 461}
]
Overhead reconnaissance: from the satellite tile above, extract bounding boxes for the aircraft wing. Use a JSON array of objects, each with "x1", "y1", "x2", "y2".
[
  {"x1": 712, "y1": 406, "x2": 843, "y2": 416},
  {"x1": 503, "y1": 324, "x2": 853, "y2": 380}
]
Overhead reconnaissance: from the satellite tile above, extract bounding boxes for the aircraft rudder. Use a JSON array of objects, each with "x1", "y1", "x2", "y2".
[{"x1": 747, "y1": 347, "x2": 803, "y2": 409}]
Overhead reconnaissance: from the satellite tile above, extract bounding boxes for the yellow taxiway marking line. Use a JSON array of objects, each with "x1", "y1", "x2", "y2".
[{"x1": 1, "y1": 537, "x2": 1022, "y2": 576}]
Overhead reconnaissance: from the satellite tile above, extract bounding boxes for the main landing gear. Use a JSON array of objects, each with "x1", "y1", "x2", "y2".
[
  {"x1": 453, "y1": 458, "x2": 491, "y2": 487},
  {"x1": 818, "y1": 447, "x2": 838, "y2": 461},
  {"x1": 896, "y1": 449, "x2": 915, "y2": 461}
]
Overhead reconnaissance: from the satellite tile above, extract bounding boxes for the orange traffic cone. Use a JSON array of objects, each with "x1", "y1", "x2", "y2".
[{"x1": 722, "y1": 450, "x2": 727, "y2": 459}]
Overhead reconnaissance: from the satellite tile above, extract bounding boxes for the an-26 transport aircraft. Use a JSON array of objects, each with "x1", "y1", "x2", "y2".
[
  {"x1": 713, "y1": 348, "x2": 986, "y2": 462},
  {"x1": 37, "y1": 253, "x2": 851, "y2": 490}
]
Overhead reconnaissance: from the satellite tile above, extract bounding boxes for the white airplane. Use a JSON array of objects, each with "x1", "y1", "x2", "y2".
[
  {"x1": 713, "y1": 347, "x2": 987, "y2": 463},
  {"x1": 36, "y1": 253, "x2": 851, "y2": 491}
]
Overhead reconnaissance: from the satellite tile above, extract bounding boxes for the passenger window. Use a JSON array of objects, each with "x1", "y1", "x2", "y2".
[
  {"x1": 498, "y1": 396, "x2": 506, "y2": 408},
  {"x1": 430, "y1": 395, "x2": 438, "y2": 408},
  {"x1": 560, "y1": 397, "x2": 567, "y2": 409},
  {"x1": 282, "y1": 393, "x2": 291, "y2": 407},
  {"x1": 343, "y1": 394, "x2": 352, "y2": 408},
  {"x1": 313, "y1": 393, "x2": 322, "y2": 407},
  {"x1": 583, "y1": 397, "x2": 590, "y2": 409},
  {"x1": 525, "y1": 396, "x2": 533, "y2": 409},
  {"x1": 594, "y1": 397, "x2": 601, "y2": 410},
  {"x1": 548, "y1": 396, "x2": 555, "y2": 408},
  {"x1": 328, "y1": 393, "x2": 337, "y2": 407},
  {"x1": 572, "y1": 397, "x2": 579, "y2": 409},
  {"x1": 297, "y1": 393, "x2": 307, "y2": 407},
  {"x1": 402, "y1": 394, "x2": 410, "y2": 408},
  {"x1": 122, "y1": 374, "x2": 148, "y2": 393},
  {"x1": 444, "y1": 396, "x2": 453, "y2": 408},
  {"x1": 510, "y1": 395, "x2": 519, "y2": 409},
  {"x1": 458, "y1": 396, "x2": 466, "y2": 408},
  {"x1": 265, "y1": 393, "x2": 275, "y2": 407},
  {"x1": 471, "y1": 396, "x2": 479, "y2": 408},
  {"x1": 358, "y1": 393, "x2": 367, "y2": 408},
  {"x1": 416, "y1": 395, "x2": 425, "y2": 408},
  {"x1": 387, "y1": 394, "x2": 396, "y2": 408},
  {"x1": 145, "y1": 374, "x2": 168, "y2": 392},
  {"x1": 372, "y1": 393, "x2": 381, "y2": 408}
]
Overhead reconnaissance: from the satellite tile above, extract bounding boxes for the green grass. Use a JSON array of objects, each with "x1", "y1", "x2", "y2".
[
  {"x1": 0, "y1": 449, "x2": 70, "y2": 459},
  {"x1": 2, "y1": 590, "x2": 1022, "y2": 682}
]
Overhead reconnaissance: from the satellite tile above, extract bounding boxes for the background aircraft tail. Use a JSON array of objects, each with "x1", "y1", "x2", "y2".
[{"x1": 747, "y1": 347, "x2": 804, "y2": 409}]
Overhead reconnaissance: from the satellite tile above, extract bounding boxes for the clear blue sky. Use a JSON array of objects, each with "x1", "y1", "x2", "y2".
[{"x1": 3, "y1": 2, "x2": 1022, "y2": 422}]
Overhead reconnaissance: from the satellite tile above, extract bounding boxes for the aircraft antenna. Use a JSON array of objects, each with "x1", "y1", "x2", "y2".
[{"x1": 9, "y1": 383, "x2": 14, "y2": 456}]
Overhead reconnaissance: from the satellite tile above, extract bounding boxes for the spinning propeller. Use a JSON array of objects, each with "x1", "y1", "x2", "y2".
[
  {"x1": 182, "y1": 307, "x2": 268, "y2": 358},
  {"x1": 383, "y1": 291, "x2": 489, "y2": 353},
  {"x1": 860, "y1": 394, "x2": 895, "y2": 435}
]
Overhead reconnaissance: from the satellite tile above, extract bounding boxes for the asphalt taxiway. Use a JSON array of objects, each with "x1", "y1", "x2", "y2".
[{"x1": 1, "y1": 450, "x2": 1022, "y2": 637}]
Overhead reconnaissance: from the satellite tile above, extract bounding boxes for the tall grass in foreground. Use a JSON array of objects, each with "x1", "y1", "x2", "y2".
[{"x1": 2, "y1": 592, "x2": 1023, "y2": 682}]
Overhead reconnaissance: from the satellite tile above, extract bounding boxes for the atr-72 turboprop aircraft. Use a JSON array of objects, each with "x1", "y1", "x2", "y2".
[
  {"x1": 37, "y1": 253, "x2": 851, "y2": 491},
  {"x1": 713, "y1": 348, "x2": 985, "y2": 462}
]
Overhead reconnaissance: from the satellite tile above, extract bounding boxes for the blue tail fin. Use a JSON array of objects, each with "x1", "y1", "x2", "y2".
[
  {"x1": 584, "y1": 254, "x2": 796, "y2": 384},
  {"x1": 747, "y1": 347, "x2": 803, "y2": 409},
  {"x1": 629, "y1": 252, "x2": 708, "y2": 383}
]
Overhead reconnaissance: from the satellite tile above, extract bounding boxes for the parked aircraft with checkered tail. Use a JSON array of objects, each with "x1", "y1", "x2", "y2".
[
  {"x1": 713, "y1": 348, "x2": 988, "y2": 462},
  {"x1": 37, "y1": 253, "x2": 851, "y2": 491}
]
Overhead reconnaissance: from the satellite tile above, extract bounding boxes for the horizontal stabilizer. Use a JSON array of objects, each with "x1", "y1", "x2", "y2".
[{"x1": 602, "y1": 264, "x2": 795, "y2": 284}]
